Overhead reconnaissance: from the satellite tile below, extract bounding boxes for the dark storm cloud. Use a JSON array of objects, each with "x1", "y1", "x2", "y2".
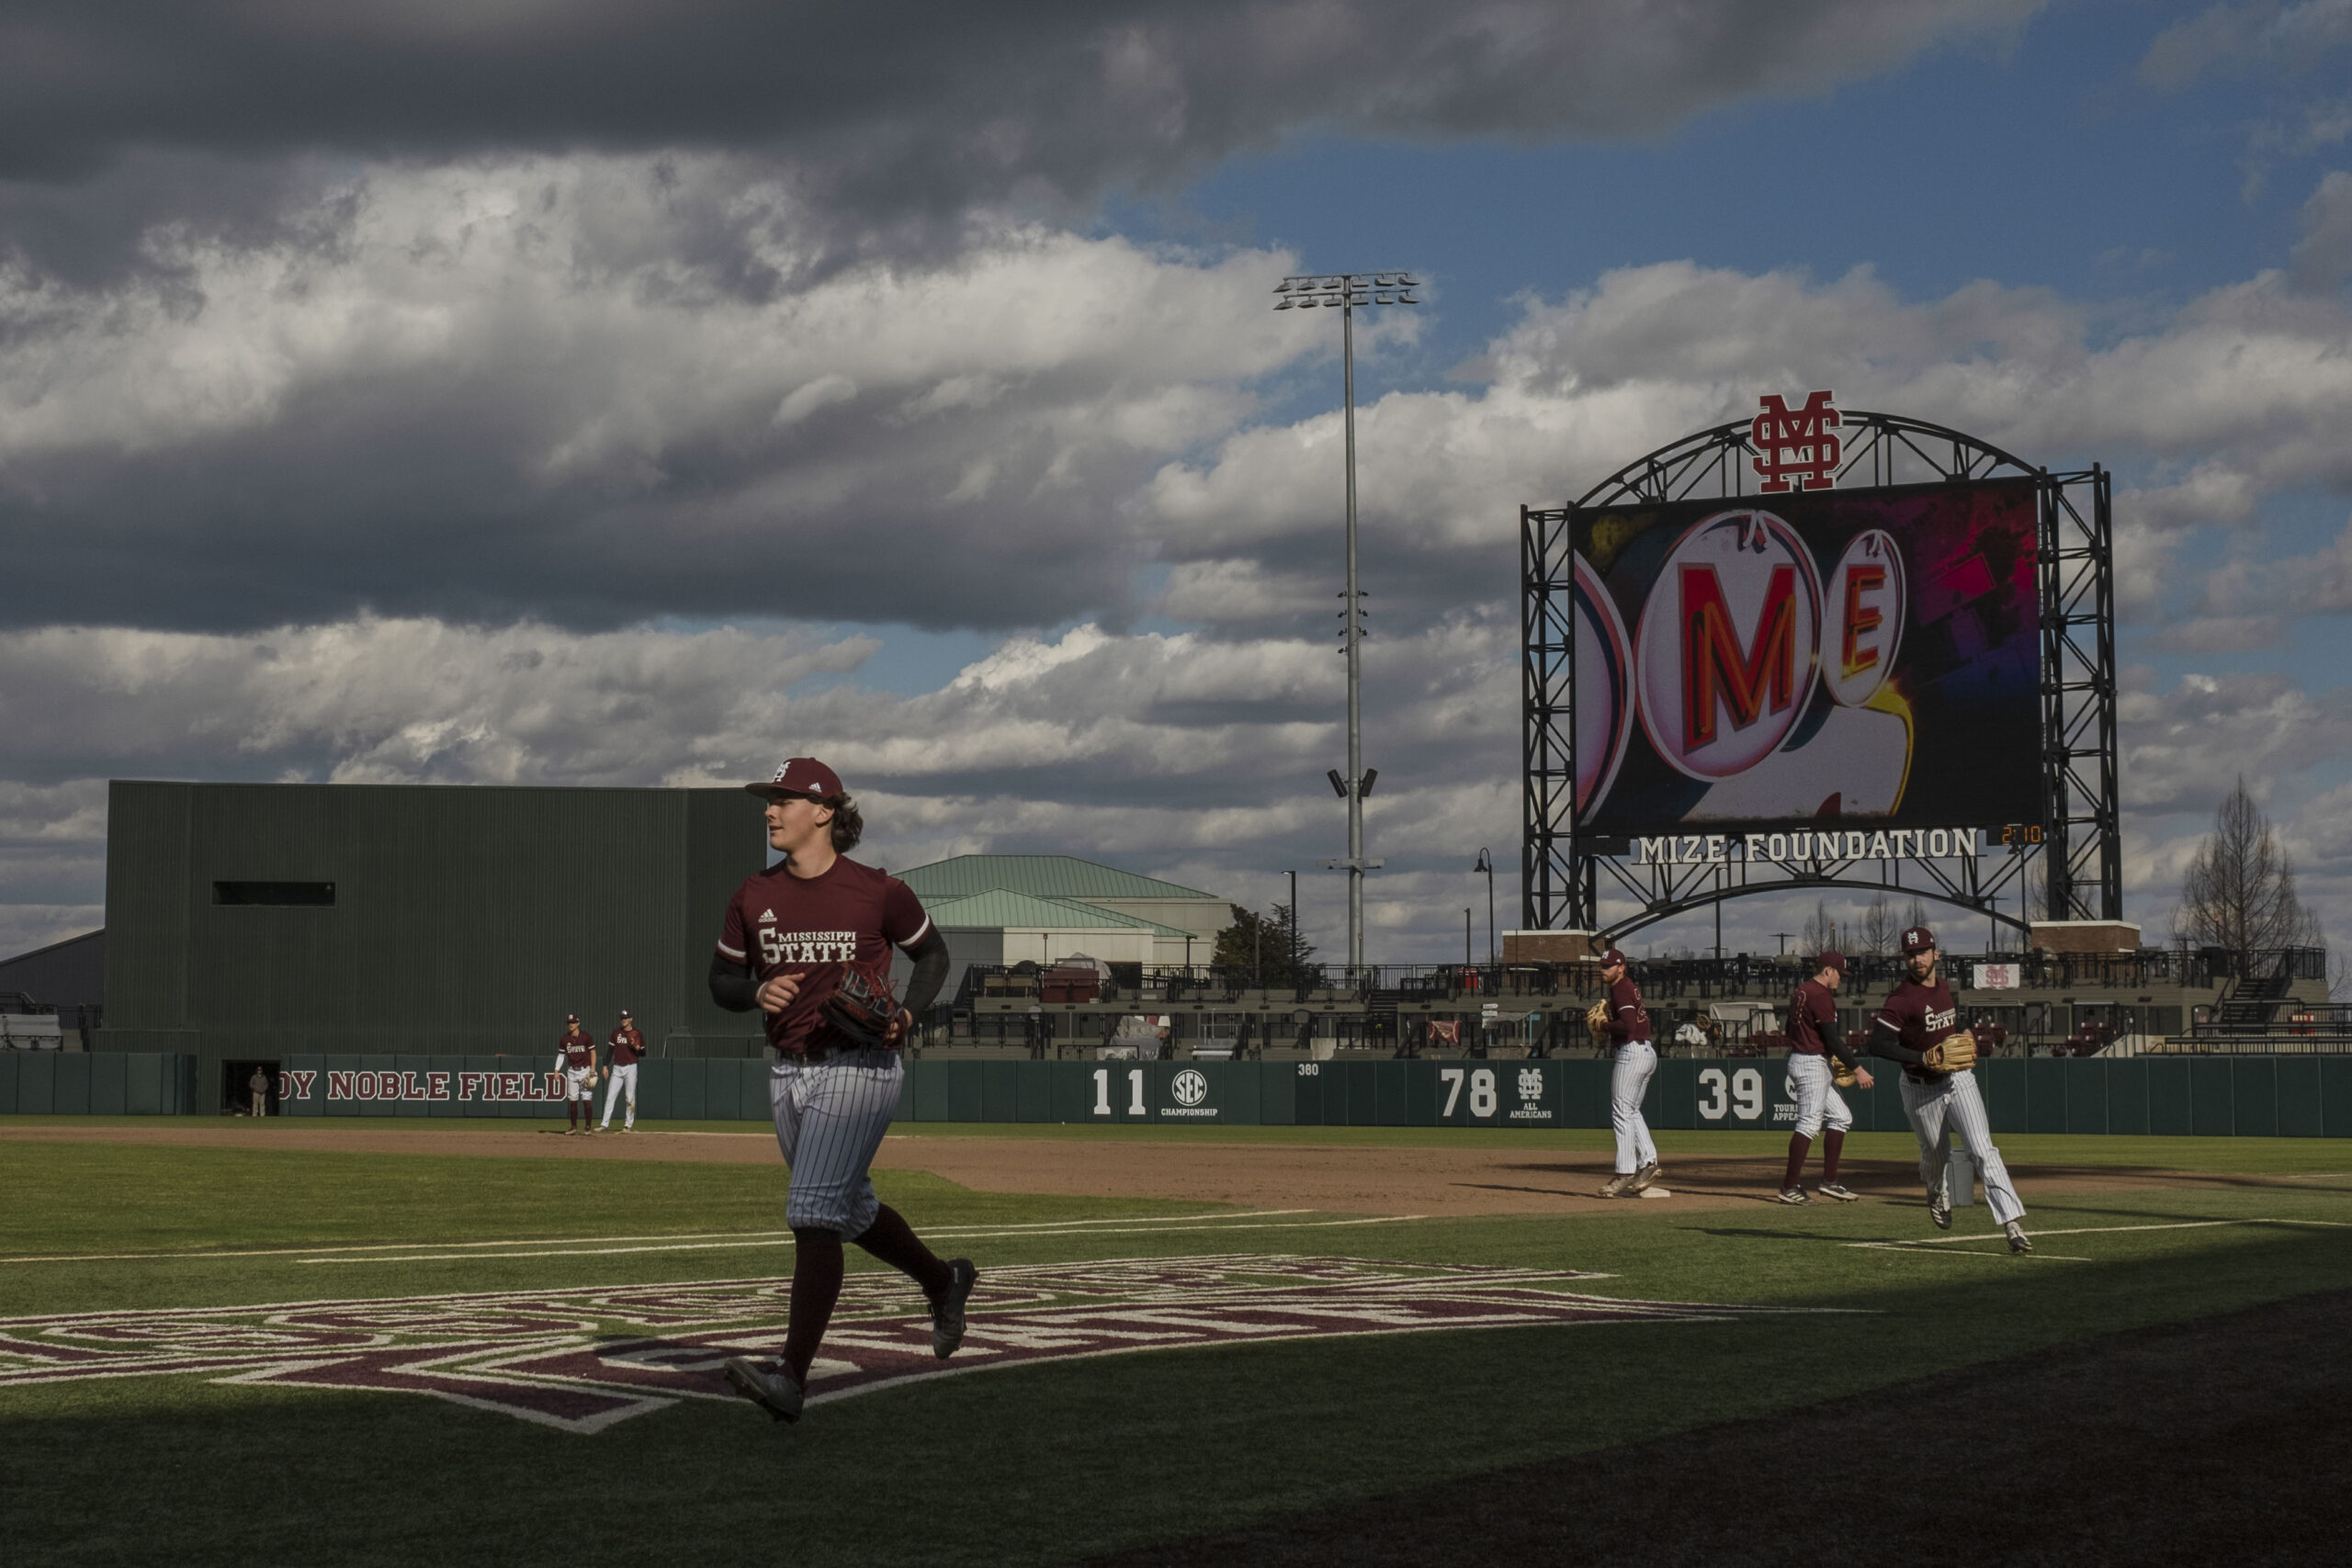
[
  {"x1": 0, "y1": 157, "x2": 1310, "y2": 636},
  {"x1": 1, "y1": 2, "x2": 2039, "y2": 258}
]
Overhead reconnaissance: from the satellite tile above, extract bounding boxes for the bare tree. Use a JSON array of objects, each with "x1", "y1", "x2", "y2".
[
  {"x1": 2174, "y1": 778, "x2": 2322, "y2": 972},
  {"x1": 1904, "y1": 897, "x2": 1930, "y2": 933},
  {"x1": 1860, "y1": 892, "x2": 1897, "y2": 954},
  {"x1": 1799, "y1": 898, "x2": 1837, "y2": 955}
]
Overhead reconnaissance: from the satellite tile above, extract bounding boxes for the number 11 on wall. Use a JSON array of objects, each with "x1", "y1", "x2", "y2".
[{"x1": 1091, "y1": 1066, "x2": 1148, "y2": 1117}]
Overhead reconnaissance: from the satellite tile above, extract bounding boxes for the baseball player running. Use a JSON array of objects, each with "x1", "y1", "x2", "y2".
[
  {"x1": 1595, "y1": 948, "x2": 1661, "y2": 1198},
  {"x1": 557, "y1": 1014, "x2": 598, "y2": 1134},
  {"x1": 599, "y1": 1009, "x2": 645, "y2": 1133},
  {"x1": 710, "y1": 758, "x2": 975, "y2": 1425},
  {"x1": 1776, "y1": 950, "x2": 1873, "y2": 1203},
  {"x1": 1868, "y1": 925, "x2": 2031, "y2": 1252}
]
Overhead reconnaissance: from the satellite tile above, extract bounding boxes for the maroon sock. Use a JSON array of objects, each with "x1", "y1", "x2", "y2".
[
  {"x1": 782, "y1": 1229, "x2": 844, "y2": 1384},
  {"x1": 1782, "y1": 1133, "x2": 1811, "y2": 1190},
  {"x1": 1823, "y1": 1129, "x2": 1846, "y2": 1184},
  {"x1": 853, "y1": 1204, "x2": 954, "y2": 1296}
]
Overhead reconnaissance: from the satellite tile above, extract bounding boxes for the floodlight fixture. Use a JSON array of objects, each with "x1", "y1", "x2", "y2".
[{"x1": 1276, "y1": 269, "x2": 1421, "y2": 969}]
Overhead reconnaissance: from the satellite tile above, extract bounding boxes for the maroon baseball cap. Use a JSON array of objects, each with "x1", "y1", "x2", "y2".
[
  {"x1": 747, "y1": 757, "x2": 842, "y2": 801},
  {"x1": 1600, "y1": 947, "x2": 1628, "y2": 966},
  {"x1": 565, "y1": 1013, "x2": 579, "y2": 1023},
  {"x1": 1901, "y1": 925, "x2": 1937, "y2": 954},
  {"x1": 1817, "y1": 950, "x2": 1846, "y2": 975}
]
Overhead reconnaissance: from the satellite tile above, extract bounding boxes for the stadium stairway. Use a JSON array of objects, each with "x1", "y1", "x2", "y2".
[{"x1": 2211, "y1": 965, "x2": 2295, "y2": 1033}]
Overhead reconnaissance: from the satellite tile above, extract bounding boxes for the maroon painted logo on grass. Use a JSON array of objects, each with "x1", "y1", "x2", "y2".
[{"x1": 0, "y1": 1256, "x2": 1812, "y2": 1433}]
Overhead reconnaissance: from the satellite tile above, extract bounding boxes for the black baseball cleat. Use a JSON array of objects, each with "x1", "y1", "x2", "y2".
[
  {"x1": 930, "y1": 1258, "x2": 978, "y2": 1359},
  {"x1": 722, "y1": 1357, "x2": 804, "y2": 1424},
  {"x1": 1929, "y1": 1192, "x2": 1952, "y2": 1230},
  {"x1": 1774, "y1": 1187, "x2": 1810, "y2": 1205}
]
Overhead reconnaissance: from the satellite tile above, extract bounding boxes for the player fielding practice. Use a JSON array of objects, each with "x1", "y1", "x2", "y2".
[
  {"x1": 1778, "y1": 951, "x2": 1872, "y2": 1203},
  {"x1": 1868, "y1": 925, "x2": 2030, "y2": 1251},
  {"x1": 1593, "y1": 948, "x2": 1661, "y2": 1198},
  {"x1": 557, "y1": 1014, "x2": 597, "y2": 1134},
  {"x1": 707, "y1": 757, "x2": 977, "y2": 1423},
  {"x1": 599, "y1": 1010, "x2": 644, "y2": 1132}
]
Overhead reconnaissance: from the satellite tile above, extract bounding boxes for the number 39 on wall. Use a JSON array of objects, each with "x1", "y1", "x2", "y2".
[{"x1": 1697, "y1": 1066, "x2": 1765, "y2": 1122}]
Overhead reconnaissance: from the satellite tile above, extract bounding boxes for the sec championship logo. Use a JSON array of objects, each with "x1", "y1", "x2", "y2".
[
  {"x1": 1171, "y1": 1069, "x2": 1209, "y2": 1108},
  {"x1": 1634, "y1": 508, "x2": 1822, "y2": 780}
]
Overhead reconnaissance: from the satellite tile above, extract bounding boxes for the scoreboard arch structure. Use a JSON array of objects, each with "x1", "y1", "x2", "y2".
[{"x1": 1520, "y1": 409, "x2": 2118, "y2": 943}]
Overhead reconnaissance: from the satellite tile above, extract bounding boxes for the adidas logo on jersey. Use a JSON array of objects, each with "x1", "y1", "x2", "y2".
[{"x1": 759, "y1": 909, "x2": 775, "y2": 922}]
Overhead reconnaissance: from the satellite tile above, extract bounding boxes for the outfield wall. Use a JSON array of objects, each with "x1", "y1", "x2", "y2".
[
  {"x1": 8, "y1": 1052, "x2": 2345, "y2": 1136},
  {"x1": 0, "y1": 1053, "x2": 199, "y2": 1115}
]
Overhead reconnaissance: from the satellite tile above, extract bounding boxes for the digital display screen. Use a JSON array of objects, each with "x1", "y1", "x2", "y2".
[{"x1": 1569, "y1": 477, "x2": 2041, "y2": 837}]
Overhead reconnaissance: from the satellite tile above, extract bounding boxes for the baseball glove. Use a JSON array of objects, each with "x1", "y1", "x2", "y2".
[
  {"x1": 1829, "y1": 1055, "x2": 1858, "y2": 1089},
  {"x1": 821, "y1": 966, "x2": 902, "y2": 1050},
  {"x1": 1584, "y1": 999, "x2": 1611, "y2": 1044},
  {"x1": 1925, "y1": 1029, "x2": 1978, "y2": 1074}
]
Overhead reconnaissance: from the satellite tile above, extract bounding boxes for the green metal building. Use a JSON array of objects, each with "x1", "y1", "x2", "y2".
[{"x1": 97, "y1": 781, "x2": 769, "y2": 1109}]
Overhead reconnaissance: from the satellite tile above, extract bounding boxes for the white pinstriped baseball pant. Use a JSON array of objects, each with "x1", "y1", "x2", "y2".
[
  {"x1": 770, "y1": 1049, "x2": 904, "y2": 1235},
  {"x1": 1899, "y1": 1069, "x2": 2026, "y2": 1225},
  {"x1": 1785, "y1": 1052, "x2": 1854, "y2": 1138},
  {"x1": 1610, "y1": 1041, "x2": 1658, "y2": 1175},
  {"x1": 599, "y1": 1063, "x2": 638, "y2": 1127}
]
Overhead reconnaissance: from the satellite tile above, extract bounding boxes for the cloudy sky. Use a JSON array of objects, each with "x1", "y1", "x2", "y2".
[{"x1": 6, "y1": 0, "x2": 2352, "y2": 966}]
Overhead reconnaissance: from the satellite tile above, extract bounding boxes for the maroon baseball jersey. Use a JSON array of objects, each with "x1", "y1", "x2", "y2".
[
  {"x1": 1873, "y1": 973, "x2": 1961, "y2": 1079},
  {"x1": 715, "y1": 856, "x2": 931, "y2": 1055},
  {"x1": 608, "y1": 1025, "x2": 644, "y2": 1066},
  {"x1": 560, "y1": 1032, "x2": 595, "y2": 1070},
  {"x1": 1786, "y1": 977, "x2": 1838, "y2": 1055},
  {"x1": 1606, "y1": 974, "x2": 1651, "y2": 1044}
]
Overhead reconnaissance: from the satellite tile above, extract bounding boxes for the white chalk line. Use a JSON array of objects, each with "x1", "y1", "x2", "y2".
[
  {"x1": 1847, "y1": 1216, "x2": 2349, "y2": 1255},
  {"x1": 0, "y1": 1209, "x2": 1322, "y2": 1267},
  {"x1": 1848, "y1": 1246, "x2": 2092, "y2": 1261},
  {"x1": 298, "y1": 1214, "x2": 1430, "y2": 1264}
]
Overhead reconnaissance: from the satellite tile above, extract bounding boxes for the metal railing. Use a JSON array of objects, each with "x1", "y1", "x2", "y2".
[{"x1": 954, "y1": 946, "x2": 2329, "y2": 1009}]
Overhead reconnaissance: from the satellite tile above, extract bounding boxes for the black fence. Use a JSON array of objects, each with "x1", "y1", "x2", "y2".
[{"x1": 956, "y1": 946, "x2": 2327, "y2": 1010}]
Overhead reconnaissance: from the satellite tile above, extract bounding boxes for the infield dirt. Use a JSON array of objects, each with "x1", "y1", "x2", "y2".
[{"x1": 0, "y1": 1122, "x2": 2319, "y2": 1216}]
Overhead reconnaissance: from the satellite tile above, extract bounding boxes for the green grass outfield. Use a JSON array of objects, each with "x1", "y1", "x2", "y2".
[{"x1": 4, "y1": 1121, "x2": 2349, "y2": 1566}]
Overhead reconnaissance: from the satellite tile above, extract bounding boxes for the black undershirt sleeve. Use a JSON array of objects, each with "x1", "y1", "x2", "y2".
[
  {"x1": 708, "y1": 950, "x2": 759, "y2": 1013},
  {"x1": 1867, "y1": 1015, "x2": 1928, "y2": 1066},
  {"x1": 899, "y1": 927, "x2": 951, "y2": 1017}
]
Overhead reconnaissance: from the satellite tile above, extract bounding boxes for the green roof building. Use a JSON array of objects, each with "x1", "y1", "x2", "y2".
[{"x1": 897, "y1": 854, "x2": 1230, "y2": 984}]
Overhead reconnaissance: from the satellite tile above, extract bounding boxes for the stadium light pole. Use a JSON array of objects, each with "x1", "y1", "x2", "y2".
[
  {"x1": 1473, "y1": 848, "x2": 1497, "y2": 966},
  {"x1": 1279, "y1": 270, "x2": 1419, "y2": 973},
  {"x1": 1285, "y1": 868, "x2": 1298, "y2": 981}
]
